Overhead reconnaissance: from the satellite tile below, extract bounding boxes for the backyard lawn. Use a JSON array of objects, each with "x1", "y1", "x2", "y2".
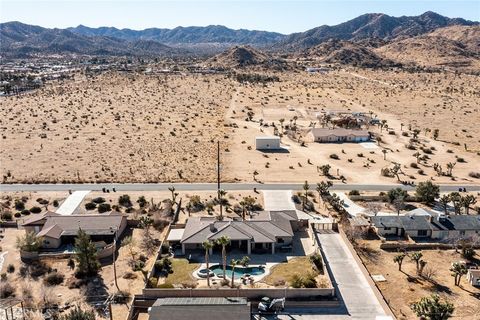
[
  {"x1": 263, "y1": 257, "x2": 318, "y2": 286},
  {"x1": 162, "y1": 258, "x2": 199, "y2": 286}
]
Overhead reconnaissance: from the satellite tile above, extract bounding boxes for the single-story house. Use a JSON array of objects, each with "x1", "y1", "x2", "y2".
[
  {"x1": 308, "y1": 128, "x2": 370, "y2": 143},
  {"x1": 22, "y1": 211, "x2": 127, "y2": 249},
  {"x1": 255, "y1": 136, "x2": 281, "y2": 150},
  {"x1": 371, "y1": 215, "x2": 480, "y2": 240},
  {"x1": 148, "y1": 297, "x2": 251, "y2": 320},
  {"x1": 175, "y1": 210, "x2": 309, "y2": 255},
  {"x1": 467, "y1": 269, "x2": 480, "y2": 287}
]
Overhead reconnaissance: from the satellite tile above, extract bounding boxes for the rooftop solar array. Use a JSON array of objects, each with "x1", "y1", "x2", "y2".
[{"x1": 153, "y1": 297, "x2": 248, "y2": 306}]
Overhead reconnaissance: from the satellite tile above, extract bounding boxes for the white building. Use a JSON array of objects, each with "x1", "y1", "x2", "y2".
[{"x1": 255, "y1": 136, "x2": 281, "y2": 150}]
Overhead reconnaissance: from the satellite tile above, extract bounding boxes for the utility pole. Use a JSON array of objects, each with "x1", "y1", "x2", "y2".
[
  {"x1": 217, "y1": 140, "x2": 221, "y2": 192},
  {"x1": 113, "y1": 228, "x2": 120, "y2": 293}
]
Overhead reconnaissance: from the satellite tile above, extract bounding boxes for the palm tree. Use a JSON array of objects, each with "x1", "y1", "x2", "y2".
[
  {"x1": 218, "y1": 189, "x2": 227, "y2": 220},
  {"x1": 216, "y1": 236, "x2": 231, "y2": 280},
  {"x1": 229, "y1": 258, "x2": 239, "y2": 288},
  {"x1": 202, "y1": 240, "x2": 214, "y2": 287},
  {"x1": 393, "y1": 253, "x2": 406, "y2": 271}
]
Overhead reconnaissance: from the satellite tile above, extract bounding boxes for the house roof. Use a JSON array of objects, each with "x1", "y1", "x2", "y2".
[
  {"x1": 153, "y1": 297, "x2": 248, "y2": 306},
  {"x1": 22, "y1": 211, "x2": 59, "y2": 226},
  {"x1": 181, "y1": 212, "x2": 295, "y2": 244},
  {"x1": 370, "y1": 216, "x2": 403, "y2": 229},
  {"x1": 256, "y1": 136, "x2": 280, "y2": 140},
  {"x1": 432, "y1": 215, "x2": 480, "y2": 231},
  {"x1": 33, "y1": 212, "x2": 125, "y2": 239},
  {"x1": 310, "y1": 128, "x2": 370, "y2": 138},
  {"x1": 371, "y1": 215, "x2": 480, "y2": 233}
]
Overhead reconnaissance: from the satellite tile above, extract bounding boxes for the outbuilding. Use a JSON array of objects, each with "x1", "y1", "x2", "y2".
[{"x1": 255, "y1": 136, "x2": 281, "y2": 150}]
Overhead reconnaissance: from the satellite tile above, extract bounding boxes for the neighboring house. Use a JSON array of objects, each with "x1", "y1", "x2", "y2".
[
  {"x1": 308, "y1": 128, "x2": 370, "y2": 143},
  {"x1": 467, "y1": 269, "x2": 480, "y2": 287},
  {"x1": 148, "y1": 297, "x2": 251, "y2": 320},
  {"x1": 255, "y1": 136, "x2": 281, "y2": 150},
  {"x1": 370, "y1": 215, "x2": 480, "y2": 240},
  {"x1": 22, "y1": 211, "x2": 127, "y2": 249},
  {"x1": 173, "y1": 210, "x2": 309, "y2": 255}
]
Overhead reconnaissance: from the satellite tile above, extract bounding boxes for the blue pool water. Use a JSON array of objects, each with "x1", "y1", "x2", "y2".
[{"x1": 210, "y1": 264, "x2": 265, "y2": 279}]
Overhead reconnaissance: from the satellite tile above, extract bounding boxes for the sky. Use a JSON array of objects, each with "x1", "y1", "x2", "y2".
[{"x1": 1, "y1": 0, "x2": 479, "y2": 34}]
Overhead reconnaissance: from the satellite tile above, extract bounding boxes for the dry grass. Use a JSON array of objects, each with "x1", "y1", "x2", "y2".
[
  {"x1": 162, "y1": 258, "x2": 199, "y2": 286},
  {"x1": 263, "y1": 257, "x2": 317, "y2": 287}
]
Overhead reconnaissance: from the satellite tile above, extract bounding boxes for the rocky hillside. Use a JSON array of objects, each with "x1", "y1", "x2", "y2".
[
  {"x1": 0, "y1": 22, "x2": 186, "y2": 58},
  {"x1": 375, "y1": 25, "x2": 480, "y2": 70},
  {"x1": 275, "y1": 11, "x2": 478, "y2": 51},
  {"x1": 206, "y1": 46, "x2": 287, "y2": 70}
]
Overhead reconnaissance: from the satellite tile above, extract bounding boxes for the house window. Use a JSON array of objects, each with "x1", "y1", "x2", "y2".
[
  {"x1": 418, "y1": 230, "x2": 428, "y2": 236},
  {"x1": 277, "y1": 238, "x2": 284, "y2": 243}
]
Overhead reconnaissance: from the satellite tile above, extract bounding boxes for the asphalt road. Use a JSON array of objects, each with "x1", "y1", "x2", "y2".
[{"x1": 1, "y1": 182, "x2": 479, "y2": 192}]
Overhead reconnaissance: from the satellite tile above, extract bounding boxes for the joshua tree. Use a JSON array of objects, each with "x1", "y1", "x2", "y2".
[
  {"x1": 410, "y1": 252, "x2": 423, "y2": 274},
  {"x1": 316, "y1": 181, "x2": 333, "y2": 200},
  {"x1": 449, "y1": 192, "x2": 462, "y2": 214},
  {"x1": 418, "y1": 260, "x2": 427, "y2": 277},
  {"x1": 302, "y1": 180, "x2": 310, "y2": 211},
  {"x1": 415, "y1": 181, "x2": 440, "y2": 204},
  {"x1": 413, "y1": 152, "x2": 421, "y2": 164},
  {"x1": 253, "y1": 170, "x2": 259, "y2": 181},
  {"x1": 450, "y1": 262, "x2": 467, "y2": 286},
  {"x1": 411, "y1": 294, "x2": 454, "y2": 320},
  {"x1": 461, "y1": 195, "x2": 476, "y2": 215},
  {"x1": 439, "y1": 194, "x2": 450, "y2": 215},
  {"x1": 412, "y1": 129, "x2": 420, "y2": 140},
  {"x1": 279, "y1": 118, "x2": 285, "y2": 133},
  {"x1": 318, "y1": 164, "x2": 331, "y2": 176},
  {"x1": 433, "y1": 129, "x2": 439, "y2": 140},
  {"x1": 168, "y1": 186, "x2": 178, "y2": 204},
  {"x1": 393, "y1": 253, "x2": 406, "y2": 271},
  {"x1": 446, "y1": 162, "x2": 456, "y2": 177},
  {"x1": 393, "y1": 196, "x2": 405, "y2": 216},
  {"x1": 202, "y1": 240, "x2": 214, "y2": 287},
  {"x1": 216, "y1": 236, "x2": 230, "y2": 280},
  {"x1": 218, "y1": 189, "x2": 227, "y2": 220}
]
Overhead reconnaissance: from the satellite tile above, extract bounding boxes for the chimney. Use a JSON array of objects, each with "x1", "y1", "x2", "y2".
[{"x1": 209, "y1": 223, "x2": 217, "y2": 233}]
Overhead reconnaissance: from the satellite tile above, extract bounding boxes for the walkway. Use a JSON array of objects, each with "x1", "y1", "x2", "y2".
[{"x1": 55, "y1": 190, "x2": 91, "y2": 215}]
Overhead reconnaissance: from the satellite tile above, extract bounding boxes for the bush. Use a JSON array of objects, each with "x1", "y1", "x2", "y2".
[
  {"x1": 309, "y1": 254, "x2": 323, "y2": 272},
  {"x1": 0, "y1": 282, "x2": 15, "y2": 298},
  {"x1": 30, "y1": 206, "x2": 42, "y2": 214},
  {"x1": 457, "y1": 157, "x2": 466, "y2": 163},
  {"x1": 44, "y1": 272, "x2": 65, "y2": 286},
  {"x1": 133, "y1": 260, "x2": 145, "y2": 271},
  {"x1": 14, "y1": 200, "x2": 25, "y2": 211},
  {"x1": 157, "y1": 283, "x2": 174, "y2": 289},
  {"x1": 1, "y1": 212, "x2": 13, "y2": 221},
  {"x1": 53, "y1": 200, "x2": 59, "y2": 207},
  {"x1": 462, "y1": 247, "x2": 475, "y2": 260},
  {"x1": 329, "y1": 154, "x2": 339, "y2": 160},
  {"x1": 118, "y1": 195, "x2": 132, "y2": 207},
  {"x1": 37, "y1": 199, "x2": 49, "y2": 205},
  {"x1": 348, "y1": 190, "x2": 360, "y2": 196},
  {"x1": 155, "y1": 258, "x2": 172, "y2": 274},
  {"x1": 14, "y1": 212, "x2": 21, "y2": 218},
  {"x1": 410, "y1": 162, "x2": 419, "y2": 169},
  {"x1": 92, "y1": 197, "x2": 106, "y2": 204},
  {"x1": 97, "y1": 203, "x2": 111, "y2": 213},
  {"x1": 469, "y1": 172, "x2": 480, "y2": 179},
  {"x1": 85, "y1": 202, "x2": 96, "y2": 210},
  {"x1": 6, "y1": 264, "x2": 15, "y2": 273},
  {"x1": 290, "y1": 274, "x2": 303, "y2": 288},
  {"x1": 21, "y1": 209, "x2": 30, "y2": 215}
]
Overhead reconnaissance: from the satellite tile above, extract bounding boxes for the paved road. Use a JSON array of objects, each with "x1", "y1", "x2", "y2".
[{"x1": 1, "y1": 182, "x2": 478, "y2": 192}]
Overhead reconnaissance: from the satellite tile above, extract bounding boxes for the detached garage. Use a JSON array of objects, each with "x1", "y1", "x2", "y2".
[{"x1": 255, "y1": 136, "x2": 281, "y2": 150}]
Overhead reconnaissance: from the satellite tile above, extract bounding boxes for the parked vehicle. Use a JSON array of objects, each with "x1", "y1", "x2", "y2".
[{"x1": 258, "y1": 297, "x2": 285, "y2": 314}]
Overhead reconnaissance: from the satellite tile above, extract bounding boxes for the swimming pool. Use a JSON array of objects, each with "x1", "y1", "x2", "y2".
[{"x1": 210, "y1": 264, "x2": 265, "y2": 279}]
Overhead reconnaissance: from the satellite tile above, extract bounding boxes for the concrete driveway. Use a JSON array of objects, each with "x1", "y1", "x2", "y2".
[
  {"x1": 263, "y1": 190, "x2": 296, "y2": 211},
  {"x1": 55, "y1": 190, "x2": 91, "y2": 215}
]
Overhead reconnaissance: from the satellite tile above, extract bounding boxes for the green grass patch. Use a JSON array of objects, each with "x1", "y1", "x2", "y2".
[
  {"x1": 264, "y1": 256, "x2": 318, "y2": 287},
  {"x1": 161, "y1": 258, "x2": 199, "y2": 286}
]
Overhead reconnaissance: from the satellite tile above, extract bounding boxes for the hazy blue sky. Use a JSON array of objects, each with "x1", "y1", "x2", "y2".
[{"x1": 1, "y1": 0, "x2": 479, "y2": 34}]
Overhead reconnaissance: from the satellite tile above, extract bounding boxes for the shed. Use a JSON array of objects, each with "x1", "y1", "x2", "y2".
[
  {"x1": 255, "y1": 136, "x2": 281, "y2": 150},
  {"x1": 467, "y1": 269, "x2": 480, "y2": 287}
]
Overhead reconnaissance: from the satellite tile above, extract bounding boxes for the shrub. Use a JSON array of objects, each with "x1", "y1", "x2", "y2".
[
  {"x1": 348, "y1": 190, "x2": 360, "y2": 196},
  {"x1": 37, "y1": 199, "x2": 49, "y2": 205},
  {"x1": 14, "y1": 200, "x2": 25, "y2": 211},
  {"x1": 0, "y1": 282, "x2": 15, "y2": 298},
  {"x1": 462, "y1": 247, "x2": 475, "y2": 260},
  {"x1": 1, "y1": 212, "x2": 13, "y2": 221},
  {"x1": 92, "y1": 197, "x2": 106, "y2": 204},
  {"x1": 401, "y1": 132, "x2": 409, "y2": 137},
  {"x1": 302, "y1": 273, "x2": 317, "y2": 288},
  {"x1": 97, "y1": 203, "x2": 111, "y2": 213},
  {"x1": 457, "y1": 157, "x2": 466, "y2": 163},
  {"x1": 14, "y1": 212, "x2": 21, "y2": 218},
  {"x1": 6, "y1": 264, "x2": 15, "y2": 273},
  {"x1": 84, "y1": 202, "x2": 96, "y2": 210},
  {"x1": 290, "y1": 274, "x2": 303, "y2": 288},
  {"x1": 118, "y1": 195, "x2": 132, "y2": 207},
  {"x1": 469, "y1": 172, "x2": 480, "y2": 179},
  {"x1": 133, "y1": 260, "x2": 146, "y2": 271},
  {"x1": 21, "y1": 209, "x2": 30, "y2": 216},
  {"x1": 329, "y1": 154, "x2": 339, "y2": 160},
  {"x1": 157, "y1": 283, "x2": 174, "y2": 289},
  {"x1": 309, "y1": 253, "x2": 323, "y2": 272},
  {"x1": 60, "y1": 306, "x2": 95, "y2": 320},
  {"x1": 30, "y1": 206, "x2": 42, "y2": 214},
  {"x1": 155, "y1": 258, "x2": 172, "y2": 274},
  {"x1": 137, "y1": 196, "x2": 147, "y2": 208},
  {"x1": 410, "y1": 162, "x2": 419, "y2": 169},
  {"x1": 53, "y1": 200, "x2": 59, "y2": 207},
  {"x1": 44, "y1": 272, "x2": 65, "y2": 286}
]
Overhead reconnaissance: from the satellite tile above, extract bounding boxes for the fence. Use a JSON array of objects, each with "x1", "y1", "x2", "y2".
[
  {"x1": 141, "y1": 287, "x2": 334, "y2": 299},
  {"x1": 380, "y1": 242, "x2": 480, "y2": 251}
]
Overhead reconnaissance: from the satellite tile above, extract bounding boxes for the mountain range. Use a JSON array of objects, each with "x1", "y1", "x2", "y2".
[{"x1": 0, "y1": 11, "x2": 478, "y2": 67}]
